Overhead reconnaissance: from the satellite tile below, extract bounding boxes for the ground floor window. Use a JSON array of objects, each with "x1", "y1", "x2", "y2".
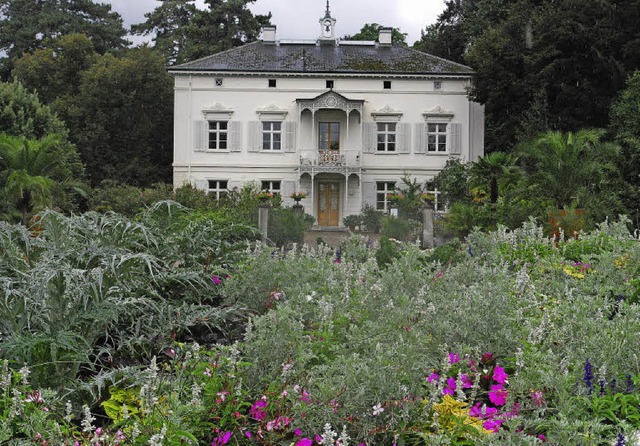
[
  {"x1": 261, "y1": 180, "x2": 281, "y2": 196},
  {"x1": 208, "y1": 180, "x2": 228, "y2": 200},
  {"x1": 376, "y1": 181, "x2": 396, "y2": 212}
]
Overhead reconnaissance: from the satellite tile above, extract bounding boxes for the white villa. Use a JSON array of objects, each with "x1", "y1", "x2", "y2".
[{"x1": 170, "y1": 2, "x2": 484, "y2": 227}]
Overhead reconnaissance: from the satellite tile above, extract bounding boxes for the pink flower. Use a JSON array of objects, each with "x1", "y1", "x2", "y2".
[
  {"x1": 212, "y1": 276, "x2": 222, "y2": 285},
  {"x1": 211, "y1": 431, "x2": 232, "y2": 445},
  {"x1": 531, "y1": 390, "x2": 545, "y2": 407},
  {"x1": 315, "y1": 434, "x2": 323, "y2": 443},
  {"x1": 249, "y1": 398, "x2": 268, "y2": 420},
  {"x1": 488, "y1": 384, "x2": 508, "y2": 406},
  {"x1": 469, "y1": 402, "x2": 497, "y2": 419},
  {"x1": 483, "y1": 419, "x2": 503, "y2": 433},
  {"x1": 461, "y1": 373, "x2": 472, "y2": 389},
  {"x1": 481, "y1": 352, "x2": 494, "y2": 364},
  {"x1": 449, "y1": 353, "x2": 460, "y2": 364},
  {"x1": 492, "y1": 365, "x2": 508, "y2": 384},
  {"x1": 245, "y1": 432, "x2": 252, "y2": 438},
  {"x1": 427, "y1": 371, "x2": 439, "y2": 383},
  {"x1": 295, "y1": 429, "x2": 302, "y2": 436},
  {"x1": 537, "y1": 434, "x2": 546, "y2": 442},
  {"x1": 295, "y1": 439, "x2": 313, "y2": 446},
  {"x1": 442, "y1": 377, "x2": 456, "y2": 396}
]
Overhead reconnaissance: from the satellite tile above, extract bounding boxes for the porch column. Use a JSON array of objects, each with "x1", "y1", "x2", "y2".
[
  {"x1": 344, "y1": 176, "x2": 348, "y2": 225},
  {"x1": 311, "y1": 173, "x2": 315, "y2": 220}
]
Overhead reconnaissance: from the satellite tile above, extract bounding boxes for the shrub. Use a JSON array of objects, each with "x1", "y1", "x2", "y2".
[{"x1": 268, "y1": 208, "x2": 314, "y2": 247}]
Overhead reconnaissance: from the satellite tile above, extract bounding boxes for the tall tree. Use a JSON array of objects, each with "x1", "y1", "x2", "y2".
[
  {"x1": 73, "y1": 47, "x2": 174, "y2": 186},
  {"x1": 0, "y1": 0, "x2": 128, "y2": 77},
  {"x1": 343, "y1": 23, "x2": 407, "y2": 46},
  {"x1": 413, "y1": 0, "x2": 466, "y2": 63},
  {"x1": 133, "y1": 0, "x2": 271, "y2": 65}
]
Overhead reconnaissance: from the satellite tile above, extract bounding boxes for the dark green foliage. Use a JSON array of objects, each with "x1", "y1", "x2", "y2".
[
  {"x1": 89, "y1": 181, "x2": 175, "y2": 216},
  {"x1": 268, "y1": 208, "x2": 315, "y2": 247},
  {"x1": 380, "y1": 215, "x2": 421, "y2": 243},
  {"x1": 343, "y1": 23, "x2": 407, "y2": 46},
  {"x1": 133, "y1": 0, "x2": 272, "y2": 65},
  {"x1": 434, "y1": 159, "x2": 472, "y2": 207},
  {"x1": 375, "y1": 236, "x2": 401, "y2": 268},
  {"x1": 361, "y1": 204, "x2": 384, "y2": 233},
  {"x1": 0, "y1": 0, "x2": 128, "y2": 77},
  {"x1": 425, "y1": 238, "x2": 467, "y2": 266},
  {"x1": 413, "y1": 0, "x2": 466, "y2": 62}
]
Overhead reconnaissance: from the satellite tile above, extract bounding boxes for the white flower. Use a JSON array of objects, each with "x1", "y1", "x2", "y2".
[{"x1": 372, "y1": 403, "x2": 384, "y2": 416}]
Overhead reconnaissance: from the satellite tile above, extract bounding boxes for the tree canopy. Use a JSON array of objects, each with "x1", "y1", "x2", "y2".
[
  {"x1": 0, "y1": 0, "x2": 128, "y2": 77},
  {"x1": 133, "y1": 0, "x2": 272, "y2": 65}
]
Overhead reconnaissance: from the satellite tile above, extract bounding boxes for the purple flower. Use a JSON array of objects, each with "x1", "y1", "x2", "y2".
[
  {"x1": 295, "y1": 439, "x2": 313, "y2": 446},
  {"x1": 427, "y1": 371, "x2": 439, "y2": 383},
  {"x1": 483, "y1": 419, "x2": 503, "y2": 433},
  {"x1": 249, "y1": 398, "x2": 268, "y2": 421},
  {"x1": 488, "y1": 384, "x2": 508, "y2": 406},
  {"x1": 315, "y1": 434, "x2": 323, "y2": 443},
  {"x1": 449, "y1": 353, "x2": 460, "y2": 364},
  {"x1": 461, "y1": 373, "x2": 472, "y2": 389},
  {"x1": 615, "y1": 433, "x2": 626, "y2": 446},
  {"x1": 469, "y1": 402, "x2": 497, "y2": 419},
  {"x1": 211, "y1": 431, "x2": 232, "y2": 446},
  {"x1": 442, "y1": 377, "x2": 456, "y2": 396},
  {"x1": 492, "y1": 365, "x2": 508, "y2": 385},
  {"x1": 583, "y1": 358, "x2": 594, "y2": 395},
  {"x1": 294, "y1": 429, "x2": 302, "y2": 436},
  {"x1": 212, "y1": 276, "x2": 222, "y2": 285}
]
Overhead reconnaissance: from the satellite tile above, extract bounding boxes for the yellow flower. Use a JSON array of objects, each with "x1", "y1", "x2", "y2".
[
  {"x1": 563, "y1": 266, "x2": 585, "y2": 279},
  {"x1": 432, "y1": 395, "x2": 490, "y2": 435}
]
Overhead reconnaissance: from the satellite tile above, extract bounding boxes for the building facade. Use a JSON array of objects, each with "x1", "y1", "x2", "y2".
[{"x1": 170, "y1": 4, "x2": 484, "y2": 227}]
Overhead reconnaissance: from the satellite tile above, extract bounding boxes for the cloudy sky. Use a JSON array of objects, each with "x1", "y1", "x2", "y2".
[{"x1": 102, "y1": 0, "x2": 445, "y2": 46}]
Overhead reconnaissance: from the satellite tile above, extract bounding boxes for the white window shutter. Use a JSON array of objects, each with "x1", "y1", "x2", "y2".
[
  {"x1": 282, "y1": 180, "x2": 295, "y2": 198},
  {"x1": 194, "y1": 120, "x2": 207, "y2": 152},
  {"x1": 248, "y1": 121, "x2": 261, "y2": 152},
  {"x1": 397, "y1": 123, "x2": 411, "y2": 153},
  {"x1": 283, "y1": 121, "x2": 297, "y2": 153},
  {"x1": 449, "y1": 122, "x2": 462, "y2": 155},
  {"x1": 228, "y1": 121, "x2": 242, "y2": 152},
  {"x1": 362, "y1": 181, "x2": 377, "y2": 208},
  {"x1": 414, "y1": 123, "x2": 425, "y2": 154},
  {"x1": 362, "y1": 122, "x2": 376, "y2": 154}
]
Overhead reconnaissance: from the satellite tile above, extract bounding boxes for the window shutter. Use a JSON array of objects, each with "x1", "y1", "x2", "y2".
[
  {"x1": 228, "y1": 121, "x2": 242, "y2": 152},
  {"x1": 414, "y1": 123, "x2": 426, "y2": 154},
  {"x1": 282, "y1": 180, "x2": 295, "y2": 198},
  {"x1": 283, "y1": 121, "x2": 297, "y2": 153},
  {"x1": 194, "y1": 120, "x2": 207, "y2": 152},
  {"x1": 362, "y1": 181, "x2": 377, "y2": 208},
  {"x1": 363, "y1": 122, "x2": 376, "y2": 154},
  {"x1": 248, "y1": 121, "x2": 261, "y2": 152},
  {"x1": 449, "y1": 123, "x2": 462, "y2": 155},
  {"x1": 397, "y1": 123, "x2": 411, "y2": 153}
]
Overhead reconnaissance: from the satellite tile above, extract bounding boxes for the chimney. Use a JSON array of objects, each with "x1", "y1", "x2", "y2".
[
  {"x1": 379, "y1": 27, "x2": 392, "y2": 46},
  {"x1": 261, "y1": 26, "x2": 277, "y2": 44}
]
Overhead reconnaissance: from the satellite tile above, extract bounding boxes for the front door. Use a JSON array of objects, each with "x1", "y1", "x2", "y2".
[{"x1": 317, "y1": 182, "x2": 340, "y2": 226}]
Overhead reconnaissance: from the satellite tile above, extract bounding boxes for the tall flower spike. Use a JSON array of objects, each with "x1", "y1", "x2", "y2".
[{"x1": 583, "y1": 358, "x2": 594, "y2": 395}]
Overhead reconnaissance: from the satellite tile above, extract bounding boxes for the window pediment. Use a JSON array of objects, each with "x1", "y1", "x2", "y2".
[
  {"x1": 423, "y1": 106, "x2": 454, "y2": 120},
  {"x1": 202, "y1": 102, "x2": 234, "y2": 120},
  {"x1": 256, "y1": 104, "x2": 288, "y2": 121},
  {"x1": 371, "y1": 105, "x2": 403, "y2": 122}
]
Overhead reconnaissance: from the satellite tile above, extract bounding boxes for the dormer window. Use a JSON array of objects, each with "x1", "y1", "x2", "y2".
[{"x1": 326, "y1": 80, "x2": 334, "y2": 89}]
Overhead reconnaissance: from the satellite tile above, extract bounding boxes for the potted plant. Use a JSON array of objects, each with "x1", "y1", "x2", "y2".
[
  {"x1": 290, "y1": 192, "x2": 307, "y2": 203},
  {"x1": 256, "y1": 190, "x2": 273, "y2": 204},
  {"x1": 419, "y1": 192, "x2": 436, "y2": 208},
  {"x1": 343, "y1": 214, "x2": 362, "y2": 231},
  {"x1": 386, "y1": 192, "x2": 404, "y2": 204}
]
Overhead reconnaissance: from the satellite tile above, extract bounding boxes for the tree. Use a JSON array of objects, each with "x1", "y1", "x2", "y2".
[
  {"x1": 413, "y1": 0, "x2": 466, "y2": 63},
  {"x1": 0, "y1": 0, "x2": 128, "y2": 77},
  {"x1": 133, "y1": 0, "x2": 271, "y2": 65},
  {"x1": 343, "y1": 23, "x2": 407, "y2": 46},
  {"x1": 73, "y1": 47, "x2": 174, "y2": 186},
  {"x1": 518, "y1": 129, "x2": 621, "y2": 211},
  {"x1": 469, "y1": 152, "x2": 519, "y2": 204}
]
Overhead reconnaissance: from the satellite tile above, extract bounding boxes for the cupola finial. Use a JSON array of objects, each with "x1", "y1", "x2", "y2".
[{"x1": 324, "y1": 0, "x2": 331, "y2": 18}]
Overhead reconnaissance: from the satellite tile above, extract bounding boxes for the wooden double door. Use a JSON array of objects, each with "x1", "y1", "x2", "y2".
[{"x1": 317, "y1": 182, "x2": 340, "y2": 226}]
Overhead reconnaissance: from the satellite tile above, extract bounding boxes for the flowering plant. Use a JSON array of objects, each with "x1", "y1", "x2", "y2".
[
  {"x1": 256, "y1": 191, "x2": 274, "y2": 201},
  {"x1": 419, "y1": 192, "x2": 435, "y2": 202},
  {"x1": 386, "y1": 192, "x2": 404, "y2": 202},
  {"x1": 290, "y1": 192, "x2": 307, "y2": 200}
]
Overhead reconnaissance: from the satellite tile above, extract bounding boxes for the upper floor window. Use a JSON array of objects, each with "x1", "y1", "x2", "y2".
[
  {"x1": 377, "y1": 123, "x2": 396, "y2": 152},
  {"x1": 268, "y1": 79, "x2": 277, "y2": 88},
  {"x1": 208, "y1": 180, "x2": 228, "y2": 200},
  {"x1": 383, "y1": 80, "x2": 392, "y2": 90},
  {"x1": 376, "y1": 181, "x2": 396, "y2": 212},
  {"x1": 427, "y1": 123, "x2": 448, "y2": 152},
  {"x1": 262, "y1": 122, "x2": 282, "y2": 150},
  {"x1": 215, "y1": 78, "x2": 224, "y2": 87},
  {"x1": 326, "y1": 80, "x2": 334, "y2": 89},
  {"x1": 319, "y1": 122, "x2": 340, "y2": 151},
  {"x1": 208, "y1": 121, "x2": 228, "y2": 150}
]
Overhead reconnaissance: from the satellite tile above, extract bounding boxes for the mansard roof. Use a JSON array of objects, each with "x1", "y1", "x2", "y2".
[{"x1": 170, "y1": 41, "x2": 473, "y2": 76}]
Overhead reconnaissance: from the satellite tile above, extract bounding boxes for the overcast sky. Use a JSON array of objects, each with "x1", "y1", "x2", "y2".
[{"x1": 102, "y1": 0, "x2": 446, "y2": 46}]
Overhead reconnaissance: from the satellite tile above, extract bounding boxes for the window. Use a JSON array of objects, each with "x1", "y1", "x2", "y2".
[
  {"x1": 208, "y1": 121, "x2": 228, "y2": 150},
  {"x1": 319, "y1": 122, "x2": 340, "y2": 151},
  {"x1": 215, "y1": 78, "x2": 224, "y2": 87},
  {"x1": 326, "y1": 80, "x2": 334, "y2": 89},
  {"x1": 383, "y1": 80, "x2": 392, "y2": 89},
  {"x1": 208, "y1": 180, "x2": 228, "y2": 200},
  {"x1": 376, "y1": 182, "x2": 396, "y2": 212},
  {"x1": 427, "y1": 123, "x2": 447, "y2": 152},
  {"x1": 261, "y1": 180, "x2": 281, "y2": 196},
  {"x1": 434, "y1": 81, "x2": 442, "y2": 90},
  {"x1": 262, "y1": 122, "x2": 282, "y2": 150},
  {"x1": 376, "y1": 123, "x2": 396, "y2": 152},
  {"x1": 268, "y1": 79, "x2": 277, "y2": 88}
]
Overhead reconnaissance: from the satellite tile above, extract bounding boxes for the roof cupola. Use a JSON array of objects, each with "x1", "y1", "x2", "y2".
[{"x1": 319, "y1": 0, "x2": 336, "y2": 44}]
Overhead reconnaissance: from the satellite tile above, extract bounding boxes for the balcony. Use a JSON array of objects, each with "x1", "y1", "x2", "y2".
[{"x1": 299, "y1": 149, "x2": 361, "y2": 176}]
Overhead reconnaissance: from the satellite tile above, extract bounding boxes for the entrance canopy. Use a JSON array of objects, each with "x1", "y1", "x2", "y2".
[{"x1": 297, "y1": 90, "x2": 364, "y2": 115}]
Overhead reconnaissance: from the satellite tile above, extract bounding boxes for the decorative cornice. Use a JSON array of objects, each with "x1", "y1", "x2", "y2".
[
  {"x1": 423, "y1": 106, "x2": 454, "y2": 119},
  {"x1": 371, "y1": 105, "x2": 403, "y2": 121},
  {"x1": 202, "y1": 102, "x2": 234, "y2": 119},
  {"x1": 257, "y1": 103, "x2": 289, "y2": 119}
]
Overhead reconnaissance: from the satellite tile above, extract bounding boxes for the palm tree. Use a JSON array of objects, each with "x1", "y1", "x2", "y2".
[
  {"x1": 469, "y1": 152, "x2": 520, "y2": 204},
  {"x1": 518, "y1": 129, "x2": 620, "y2": 210},
  {"x1": 0, "y1": 133, "x2": 87, "y2": 224}
]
